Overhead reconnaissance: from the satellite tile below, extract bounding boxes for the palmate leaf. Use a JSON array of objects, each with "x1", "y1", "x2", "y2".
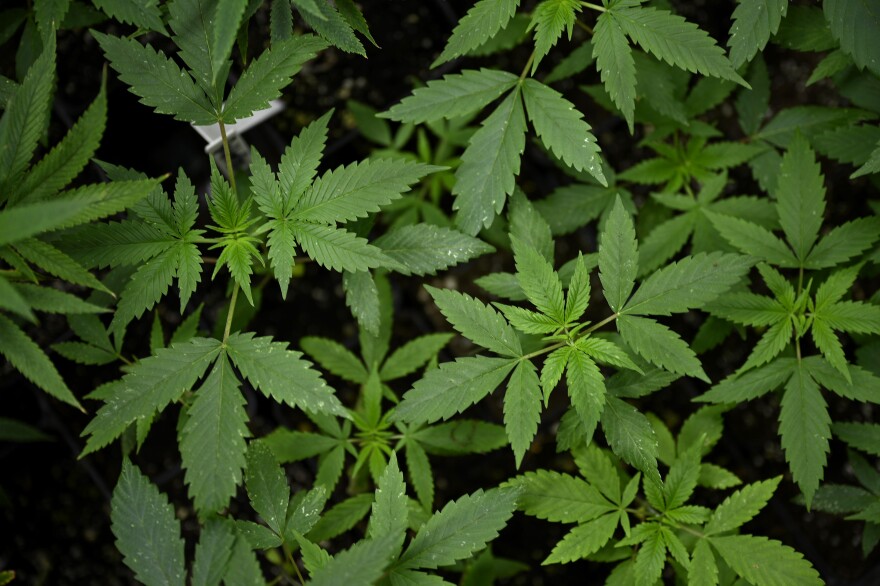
[
  {"x1": 453, "y1": 89, "x2": 527, "y2": 235},
  {"x1": 301, "y1": 336, "x2": 368, "y2": 383},
  {"x1": 344, "y1": 269, "x2": 382, "y2": 336},
  {"x1": 380, "y1": 333, "x2": 453, "y2": 380},
  {"x1": 522, "y1": 79, "x2": 604, "y2": 182},
  {"x1": 593, "y1": 12, "x2": 636, "y2": 131},
  {"x1": 404, "y1": 441, "x2": 433, "y2": 511},
  {"x1": 92, "y1": 0, "x2": 165, "y2": 33},
  {"x1": 225, "y1": 332, "x2": 346, "y2": 416},
  {"x1": 513, "y1": 470, "x2": 614, "y2": 523},
  {"x1": 191, "y1": 520, "x2": 235, "y2": 586},
  {"x1": 544, "y1": 513, "x2": 618, "y2": 565},
  {"x1": 775, "y1": 135, "x2": 825, "y2": 262},
  {"x1": 727, "y1": 0, "x2": 787, "y2": 68},
  {"x1": 211, "y1": 0, "x2": 248, "y2": 85},
  {"x1": 17, "y1": 79, "x2": 106, "y2": 204},
  {"x1": 410, "y1": 420, "x2": 508, "y2": 455},
  {"x1": 222, "y1": 35, "x2": 329, "y2": 122},
  {"x1": 298, "y1": 0, "x2": 364, "y2": 56},
  {"x1": 12, "y1": 283, "x2": 107, "y2": 315},
  {"x1": 308, "y1": 533, "x2": 400, "y2": 586},
  {"x1": 530, "y1": 0, "x2": 580, "y2": 73},
  {"x1": 245, "y1": 441, "x2": 289, "y2": 535},
  {"x1": 111, "y1": 460, "x2": 185, "y2": 586},
  {"x1": 618, "y1": 315, "x2": 708, "y2": 382},
  {"x1": 396, "y1": 488, "x2": 519, "y2": 570},
  {"x1": 373, "y1": 224, "x2": 495, "y2": 276},
  {"x1": 704, "y1": 476, "x2": 780, "y2": 536},
  {"x1": 824, "y1": 0, "x2": 880, "y2": 76},
  {"x1": 622, "y1": 252, "x2": 752, "y2": 316},
  {"x1": 696, "y1": 357, "x2": 796, "y2": 403},
  {"x1": 709, "y1": 535, "x2": 822, "y2": 586},
  {"x1": 81, "y1": 338, "x2": 223, "y2": 455},
  {"x1": 779, "y1": 364, "x2": 830, "y2": 507},
  {"x1": 598, "y1": 197, "x2": 638, "y2": 313},
  {"x1": 833, "y1": 422, "x2": 880, "y2": 457},
  {"x1": 612, "y1": 6, "x2": 746, "y2": 85},
  {"x1": 427, "y1": 286, "x2": 522, "y2": 357},
  {"x1": 804, "y1": 216, "x2": 880, "y2": 269},
  {"x1": 601, "y1": 395, "x2": 660, "y2": 485},
  {"x1": 369, "y1": 454, "x2": 408, "y2": 545},
  {"x1": 432, "y1": 0, "x2": 521, "y2": 67},
  {"x1": 0, "y1": 314, "x2": 80, "y2": 408},
  {"x1": 512, "y1": 236, "x2": 565, "y2": 323},
  {"x1": 180, "y1": 354, "x2": 249, "y2": 515},
  {"x1": 504, "y1": 360, "x2": 542, "y2": 467},
  {"x1": 0, "y1": 34, "x2": 54, "y2": 190},
  {"x1": 704, "y1": 211, "x2": 798, "y2": 267},
  {"x1": 566, "y1": 349, "x2": 605, "y2": 442},
  {"x1": 296, "y1": 159, "x2": 436, "y2": 224},
  {"x1": 392, "y1": 356, "x2": 518, "y2": 424},
  {"x1": 382, "y1": 69, "x2": 518, "y2": 124},
  {"x1": 92, "y1": 31, "x2": 216, "y2": 125},
  {"x1": 292, "y1": 223, "x2": 389, "y2": 273},
  {"x1": 279, "y1": 111, "x2": 332, "y2": 208},
  {"x1": 62, "y1": 221, "x2": 174, "y2": 269}
]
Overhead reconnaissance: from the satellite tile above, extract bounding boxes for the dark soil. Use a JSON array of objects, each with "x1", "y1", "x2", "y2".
[{"x1": 2, "y1": 0, "x2": 880, "y2": 584}]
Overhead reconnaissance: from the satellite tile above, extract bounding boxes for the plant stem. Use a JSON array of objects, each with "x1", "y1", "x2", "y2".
[
  {"x1": 581, "y1": 1, "x2": 606, "y2": 12},
  {"x1": 520, "y1": 313, "x2": 620, "y2": 361},
  {"x1": 218, "y1": 119, "x2": 237, "y2": 193},
  {"x1": 575, "y1": 19, "x2": 595, "y2": 34},
  {"x1": 519, "y1": 50, "x2": 536, "y2": 81},
  {"x1": 222, "y1": 282, "x2": 239, "y2": 344}
]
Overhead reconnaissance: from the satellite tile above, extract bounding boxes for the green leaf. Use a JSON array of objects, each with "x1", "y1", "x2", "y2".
[
  {"x1": 179, "y1": 353, "x2": 249, "y2": 515},
  {"x1": 617, "y1": 315, "x2": 708, "y2": 382},
  {"x1": 775, "y1": 135, "x2": 825, "y2": 261},
  {"x1": 427, "y1": 286, "x2": 522, "y2": 357},
  {"x1": 298, "y1": 0, "x2": 364, "y2": 56},
  {"x1": 92, "y1": 31, "x2": 216, "y2": 125},
  {"x1": 109, "y1": 244, "x2": 186, "y2": 335},
  {"x1": 211, "y1": 0, "x2": 247, "y2": 84},
  {"x1": 705, "y1": 292, "x2": 786, "y2": 327},
  {"x1": 696, "y1": 357, "x2": 796, "y2": 403},
  {"x1": 833, "y1": 422, "x2": 880, "y2": 457},
  {"x1": 633, "y1": 525, "x2": 666, "y2": 586},
  {"x1": 825, "y1": 0, "x2": 880, "y2": 76},
  {"x1": 344, "y1": 269, "x2": 381, "y2": 336},
  {"x1": 297, "y1": 159, "x2": 434, "y2": 224},
  {"x1": 522, "y1": 78, "x2": 604, "y2": 182},
  {"x1": 709, "y1": 535, "x2": 822, "y2": 586},
  {"x1": 382, "y1": 69, "x2": 518, "y2": 124},
  {"x1": 614, "y1": 6, "x2": 746, "y2": 85},
  {"x1": 308, "y1": 533, "x2": 400, "y2": 586},
  {"x1": 566, "y1": 349, "x2": 605, "y2": 443},
  {"x1": 689, "y1": 539, "x2": 718, "y2": 586},
  {"x1": 34, "y1": 0, "x2": 70, "y2": 33},
  {"x1": 804, "y1": 217, "x2": 880, "y2": 269},
  {"x1": 513, "y1": 469, "x2": 614, "y2": 523},
  {"x1": 705, "y1": 476, "x2": 780, "y2": 535},
  {"x1": 226, "y1": 332, "x2": 347, "y2": 416},
  {"x1": 0, "y1": 34, "x2": 54, "y2": 188},
  {"x1": 12, "y1": 283, "x2": 107, "y2": 315},
  {"x1": 512, "y1": 236, "x2": 565, "y2": 323},
  {"x1": 276, "y1": 110, "x2": 332, "y2": 212},
  {"x1": 510, "y1": 191, "x2": 554, "y2": 261},
  {"x1": 222, "y1": 35, "x2": 328, "y2": 122},
  {"x1": 307, "y1": 493, "x2": 374, "y2": 542},
  {"x1": 293, "y1": 223, "x2": 388, "y2": 272},
  {"x1": 245, "y1": 440, "x2": 289, "y2": 535},
  {"x1": 369, "y1": 453, "x2": 408, "y2": 545},
  {"x1": 18, "y1": 79, "x2": 106, "y2": 204},
  {"x1": 593, "y1": 12, "x2": 636, "y2": 131},
  {"x1": 432, "y1": 0, "x2": 521, "y2": 67},
  {"x1": 544, "y1": 513, "x2": 618, "y2": 565},
  {"x1": 779, "y1": 364, "x2": 829, "y2": 507},
  {"x1": 81, "y1": 338, "x2": 222, "y2": 455},
  {"x1": 263, "y1": 429, "x2": 338, "y2": 463},
  {"x1": 504, "y1": 359, "x2": 542, "y2": 467},
  {"x1": 454, "y1": 89, "x2": 526, "y2": 235},
  {"x1": 727, "y1": 0, "x2": 787, "y2": 68},
  {"x1": 301, "y1": 336, "x2": 368, "y2": 383},
  {"x1": 191, "y1": 520, "x2": 235, "y2": 586},
  {"x1": 380, "y1": 333, "x2": 453, "y2": 381},
  {"x1": 637, "y1": 213, "x2": 696, "y2": 276},
  {"x1": 396, "y1": 488, "x2": 519, "y2": 570},
  {"x1": 373, "y1": 224, "x2": 495, "y2": 276},
  {"x1": 704, "y1": 211, "x2": 798, "y2": 267},
  {"x1": 530, "y1": 0, "x2": 579, "y2": 72},
  {"x1": 393, "y1": 356, "x2": 518, "y2": 424},
  {"x1": 601, "y1": 395, "x2": 660, "y2": 485},
  {"x1": 111, "y1": 460, "x2": 185, "y2": 586},
  {"x1": 410, "y1": 420, "x2": 508, "y2": 455},
  {"x1": 622, "y1": 252, "x2": 752, "y2": 316},
  {"x1": 0, "y1": 314, "x2": 80, "y2": 408},
  {"x1": 663, "y1": 444, "x2": 701, "y2": 510},
  {"x1": 92, "y1": 0, "x2": 165, "y2": 33},
  {"x1": 404, "y1": 440, "x2": 434, "y2": 511},
  {"x1": 598, "y1": 197, "x2": 638, "y2": 313},
  {"x1": 497, "y1": 304, "x2": 560, "y2": 335},
  {"x1": 565, "y1": 253, "x2": 592, "y2": 323},
  {"x1": 811, "y1": 318, "x2": 849, "y2": 381}
]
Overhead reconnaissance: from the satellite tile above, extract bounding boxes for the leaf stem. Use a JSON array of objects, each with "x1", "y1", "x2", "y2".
[
  {"x1": 575, "y1": 19, "x2": 595, "y2": 35},
  {"x1": 581, "y1": 1, "x2": 607, "y2": 12},
  {"x1": 218, "y1": 119, "x2": 238, "y2": 194},
  {"x1": 284, "y1": 544, "x2": 307, "y2": 585},
  {"x1": 519, "y1": 50, "x2": 536, "y2": 81},
  {"x1": 519, "y1": 313, "x2": 620, "y2": 361},
  {"x1": 222, "y1": 282, "x2": 239, "y2": 344}
]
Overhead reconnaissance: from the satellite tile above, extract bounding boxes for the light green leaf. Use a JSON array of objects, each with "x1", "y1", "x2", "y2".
[
  {"x1": 601, "y1": 395, "x2": 660, "y2": 485},
  {"x1": 226, "y1": 332, "x2": 347, "y2": 416},
  {"x1": 380, "y1": 333, "x2": 453, "y2": 381},
  {"x1": 81, "y1": 338, "x2": 222, "y2": 455},
  {"x1": 593, "y1": 12, "x2": 636, "y2": 131},
  {"x1": 453, "y1": 89, "x2": 526, "y2": 235},
  {"x1": 566, "y1": 349, "x2": 605, "y2": 443},
  {"x1": 709, "y1": 534, "x2": 822, "y2": 586},
  {"x1": 92, "y1": 31, "x2": 215, "y2": 124},
  {"x1": 633, "y1": 525, "x2": 666, "y2": 586},
  {"x1": 705, "y1": 292, "x2": 786, "y2": 327},
  {"x1": 522, "y1": 78, "x2": 604, "y2": 183},
  {"x1": 779, "y1": 364, "x2": 829, "y2": 507},
  {"x1": 0, "y1": 313, "x2": 80, "y2": 408},
  {"x1": 727, "y1": 0, "x2": 787, "y2": 68},
  {"x1": 301, "y1": 336, "x2": 368, "y2": 383},
  {"x1": 427, "y1": 286, "x2": 522, "y2": 357},
  {"x1": 598, "y1": 197, "x2": 638, "y2": 313},
  {"x1": 293, "y1": 223, "x2": 388, "y2": 273},
  {"x1": 804, "y1": 217, "x2": 880, "y2": 269},
  {"x1": 512, "y1": 469, "x2": 614, "y2": 523},
  {"x1": 504, "y1": 359, "x2": 542, "y2": 467},
  {"x1": 223, "y1": 35, "x2": 328, "y2": 122},
  {"x1": 297, "y1": 159, "x2": 434, "y2": 224},
  {"x1": 704, "y1": 210, "x2": 798, "y2": 267},
  {"x1": 622, "y1": 252, "x2": 752, "y2": 316},
  {"x1": 432, "y1": 0, "x2": 521, "y2": 67},
  {"x1": 512, "y1": 236, "x2": 565, "y2": 323},
  {"x1": 544, "y1": 513, "x2": 618, "y2": 565},
  {"x1": 307, "y1": 493, "x2": 374, "y2": 542},
  {"x1": 637, "y1": 213, "x2": 697, "y2": 276},
  {"x1": 393, "y1": 356, "x2": 518, "y2": 424},
  {"x1": 396, "y1": 487, "x2": 519, "y2": 570},
  {"x1": 180, "y1": 354, "x2": 249, "y2": 515},
  {"x1": 382, "y1": 69, "x2": 518, "y2": 124},
  {"x1": 696, "y1": 357, "x2": 796, "y2": 403},
  {"x1": 775, "y1": 134, "x2": 825, "y2": 261},
  {"x1": 617, "y1": 315, "x2": 707, "y2": 382},
  {"x1": 370, "y1": 453, "x2": 408, "y2": 544},
  {"x1": 689, "y1": 539, "x2": 718, "y2": 586},
  {"x1": 298, "y1": 0, "x2": 364, "y2": 56},
  {"x1": 373, "y1": 224, "x2": 495, "y2": 276},
  {"x1": 530, "y1": 0, "x2": 580, "y2": 72},
  {"x1": 705, "y1": 476, "x2": 780, "y2": 535}
]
